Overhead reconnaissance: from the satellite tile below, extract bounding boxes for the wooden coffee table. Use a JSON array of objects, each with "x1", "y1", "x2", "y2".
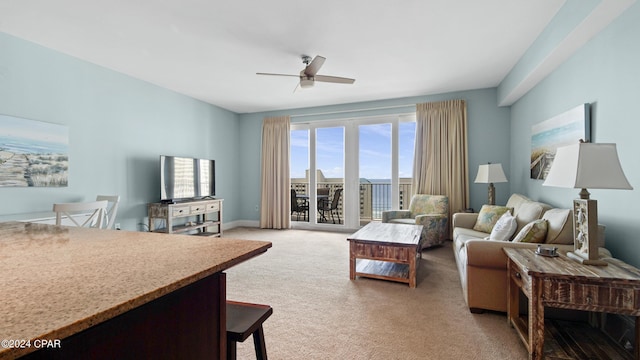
[{"x1": 347, "y1": 222, "x2": 423, "y2": 288}]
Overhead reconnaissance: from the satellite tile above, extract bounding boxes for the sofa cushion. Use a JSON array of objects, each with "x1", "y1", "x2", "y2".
[
  {"x1": 514, "y1": 202, "x2": 547, "y2": 235},
  {"x1": 453, "y1": 227, "x2": 488, "y2": 241},
  {"x1": 505, "y1": 193, "x2": 533, "y2": 214},
  {"x1": 513, "y1": 219, "x2": 548, "y2": 243},
  {"x1": 472, "y1": 205, "x2": 511, "y2": 233},
  {"x1": 542, "y1": 208, "x2": 573, "y2": 245},
  {"x1": 489, "y1": 212, "x2": 517, "y2": 241},
  {"x1": 453, "y1": 227, "x2": 488, "y2": 252}
]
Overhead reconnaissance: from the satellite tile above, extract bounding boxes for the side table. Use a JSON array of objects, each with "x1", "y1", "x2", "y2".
[{"x1": 504, "y1": 248, "x2": 640, "y2": 360}]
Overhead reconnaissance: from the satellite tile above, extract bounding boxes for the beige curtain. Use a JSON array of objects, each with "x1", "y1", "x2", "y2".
[
  {"x1": 260, "y1": 116, "x2": 290, "y2": 229},
  {"x1": 412, "y1": 100, "x2": 469, "y2": 234}
]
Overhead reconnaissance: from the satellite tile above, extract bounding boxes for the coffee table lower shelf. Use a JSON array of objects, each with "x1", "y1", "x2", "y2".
[{"x1": 354, "y1": 259, "x2": 410, "y2": 285}]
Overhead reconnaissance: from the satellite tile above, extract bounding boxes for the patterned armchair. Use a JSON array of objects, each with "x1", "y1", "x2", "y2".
[{"x1": 382, "y1": 194, "x2": 449, "y2": 249}]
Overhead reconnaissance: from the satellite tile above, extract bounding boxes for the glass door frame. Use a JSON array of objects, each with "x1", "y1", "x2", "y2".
[
  {"x1": 291, "y1": 120, "x2": 347, "y2": 229},
  {"x1": 353, "y1": 114, "x2": 416, "y2": 222}
]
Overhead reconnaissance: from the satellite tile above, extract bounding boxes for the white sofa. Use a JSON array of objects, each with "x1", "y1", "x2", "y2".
[{"x1": 452, "y1": 193, "x2": 609, "y2": 313}]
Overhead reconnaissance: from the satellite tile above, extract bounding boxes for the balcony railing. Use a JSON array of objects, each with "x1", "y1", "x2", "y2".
[{"x1": 291, "y1": 181, "x2": 412, "y2": 223}]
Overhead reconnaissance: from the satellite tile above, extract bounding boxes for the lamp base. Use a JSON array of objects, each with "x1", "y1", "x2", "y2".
[
  {"x1": 488, "y1": 183, "x2": 495, "y2": 205},
  {"x1": 568, "y1": 199, "x2": 607, "y2": 266},
  {"x1": 566, "y1": 251, "x2": 608, "y2": 266}
]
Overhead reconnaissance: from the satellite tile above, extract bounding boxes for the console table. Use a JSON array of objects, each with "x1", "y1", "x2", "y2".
[
  {"x1": 504, "y1": 248, "x2": 640, "y2": 360},
  {"x1": 148, "y1": 198, "x2": 223, "y2": 236}
]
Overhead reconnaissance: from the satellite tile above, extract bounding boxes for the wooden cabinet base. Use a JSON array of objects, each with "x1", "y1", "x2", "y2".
[{"x1": 23, "y1": 273, "x2": 226, "y2": 360}]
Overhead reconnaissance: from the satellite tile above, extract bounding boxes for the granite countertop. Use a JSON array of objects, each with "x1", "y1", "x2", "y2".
[{"x1": 0, "y1": 221, "x2": 271, "y2": 359}]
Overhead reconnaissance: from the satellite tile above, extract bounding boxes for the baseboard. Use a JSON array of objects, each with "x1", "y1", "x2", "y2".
[
  {"x1": 224, "y1": 220, "x2": 357, "y2": 233},
  {"x1": 224, "y1": 220, "x2": 259, "y2": 230}
]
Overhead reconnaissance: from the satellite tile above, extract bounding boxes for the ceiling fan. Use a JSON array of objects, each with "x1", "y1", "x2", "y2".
[{"x1": 257, "y1": 55, "x2": 355, "y2": 91}]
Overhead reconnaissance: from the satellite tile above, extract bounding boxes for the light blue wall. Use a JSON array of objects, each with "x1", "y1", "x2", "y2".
[
  {"x1": 508, "y1": 2, "x2": 640, "y2": 265},
  {"x1": 498, "y1": 0, "x2": 600, "y2": 105},
  {"x1": 238, "y1": 88, "x2": 511, "y2": 220},
  {"x1": 0, "y1": 32, "x2": 241, "y2": 229}
]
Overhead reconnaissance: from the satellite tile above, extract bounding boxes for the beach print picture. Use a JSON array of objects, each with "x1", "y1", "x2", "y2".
[
  {"x1": 0, "y1": 114, "x2": 69, "y2": 187},
  {"x1": 530, "y1": 104, "x2": 590, "y2": 180}
]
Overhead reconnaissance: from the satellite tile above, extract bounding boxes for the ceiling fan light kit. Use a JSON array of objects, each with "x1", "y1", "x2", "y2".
[{"x1": 257, "y1": 55, "x2": 355, "y2": 91}]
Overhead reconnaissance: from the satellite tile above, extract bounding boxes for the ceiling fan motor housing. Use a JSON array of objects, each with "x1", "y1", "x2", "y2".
[{"x1": 300, "y1": 78, "x2": 314, "y2": 88}]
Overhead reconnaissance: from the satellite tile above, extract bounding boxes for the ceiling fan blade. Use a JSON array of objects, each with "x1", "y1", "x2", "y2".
[
  {"x1": 315, "y1": 75, "x2": 355, "y2": 84},
  {"x1": 256, "y1": 72, "x2": 299, "y2": 78},
  {"x1": 304, "y1": 56, "x2": 326, "y2": 76}
]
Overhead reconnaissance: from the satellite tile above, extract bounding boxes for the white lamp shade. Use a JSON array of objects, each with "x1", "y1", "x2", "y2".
[
  {"x1": 474, "y1": 163, "x2": 508, "y2": 183},
  {"x1": 543, "y1": 143, "x2": 633, "y2": 190}
]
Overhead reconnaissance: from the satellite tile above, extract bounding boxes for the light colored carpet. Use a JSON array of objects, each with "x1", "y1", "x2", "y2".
[{"x1": 224, "y1": 227, "x2": 527, "y2": 360}]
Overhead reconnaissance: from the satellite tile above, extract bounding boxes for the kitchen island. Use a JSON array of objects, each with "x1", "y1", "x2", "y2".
[{"x1": 0, "y1": 221, "x2": 271, "y2": 359}]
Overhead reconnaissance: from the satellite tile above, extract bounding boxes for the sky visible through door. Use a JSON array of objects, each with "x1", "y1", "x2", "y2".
[{"x1": 290, "y1": 123, "x2": 415, "y2": 179}]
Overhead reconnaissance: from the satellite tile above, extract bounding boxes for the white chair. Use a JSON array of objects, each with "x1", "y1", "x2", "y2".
[
  {"x1": 53, "y1": 200, "x2": 108, "y2": 228},
  {"x1": 96, "y1": 195, "x2": 121, "y2": 229}
]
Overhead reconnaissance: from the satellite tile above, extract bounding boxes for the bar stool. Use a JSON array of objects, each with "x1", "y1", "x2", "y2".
[{"x1": 226, "y1": 300, "x2": 273, "y2": 360}]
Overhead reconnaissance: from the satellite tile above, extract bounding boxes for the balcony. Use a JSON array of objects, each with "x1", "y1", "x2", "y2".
[{"x1": 291, "y1": 179, "x2": 412, "y2": 224}]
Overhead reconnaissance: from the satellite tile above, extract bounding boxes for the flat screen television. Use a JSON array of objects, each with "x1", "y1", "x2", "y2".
[{"x1": 160, "y1": 155, "x2": 215, "y2": 202}]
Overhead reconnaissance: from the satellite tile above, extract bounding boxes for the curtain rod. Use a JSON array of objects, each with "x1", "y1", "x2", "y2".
[{"x1": 290, "y1": 103, "x2": 416, "y2": 119}]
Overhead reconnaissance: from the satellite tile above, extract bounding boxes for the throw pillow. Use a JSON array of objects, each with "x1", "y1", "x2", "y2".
[
  {"x1": 489, "y1": 211, "x2": 517, "y2": 241},
  {"x1": 473, "y1": 205, "x2": 512, "y2": 233},
  {"x1": 512, "y1": 219, "x2": 548, "y2": 243}
]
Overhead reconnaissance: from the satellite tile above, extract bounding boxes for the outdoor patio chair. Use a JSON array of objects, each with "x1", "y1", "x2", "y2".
[
  {"x1": 291, "y1": 189, "x2": 309, "y2": 221},
  {"x1": 318, "y1": 188, "x2": 343, "y2": 224}
]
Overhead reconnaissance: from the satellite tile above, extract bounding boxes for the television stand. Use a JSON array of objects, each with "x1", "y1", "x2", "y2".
[{"x1": 148, "y1": 199, "x2": 223, "y2": 237}]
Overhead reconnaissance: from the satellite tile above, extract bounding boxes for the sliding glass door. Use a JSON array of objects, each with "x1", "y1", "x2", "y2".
[
  {"x1": 290, "y1": 129, "x2": 310, "y2": 222},
  {"x1": 398, "y1": 121, "x2": 416, "y2": 210},
  {"x1": 316, "y1": 127, "x2": 344, "y2": 225},
  {"x1": 358, "y1": 119, "x2": 416, "y2": 225},
  {"x1": 358, "y1": 123, "x2": 391, "y2": 224},
  {"x1": 291, "y1": 114, "x2": 415, "y2": 230},
  {"x1": 290, "y1": 125, "x2": 345, "y2": 226}
]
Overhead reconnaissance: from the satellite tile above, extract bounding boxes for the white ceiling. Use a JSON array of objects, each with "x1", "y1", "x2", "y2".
[{"x1": 0, "y1": 0, "x2": 602, "y2": 114}]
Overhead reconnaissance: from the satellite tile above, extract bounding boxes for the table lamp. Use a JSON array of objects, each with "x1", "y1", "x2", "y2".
[
  {"x1": 474, "y1": 163, "x2": 508, "y2": 205},
  {"x1": 543, "y1": 141, "x2": 633, "y2": 266}
]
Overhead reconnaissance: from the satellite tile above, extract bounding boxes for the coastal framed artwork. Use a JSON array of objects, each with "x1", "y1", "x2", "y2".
[
  {"x1": 530, "y1": 104, "x2": 590, "y2": 180},
  {"x1": 0, "y1": 114, "x2": 69, "y2": 187}
]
